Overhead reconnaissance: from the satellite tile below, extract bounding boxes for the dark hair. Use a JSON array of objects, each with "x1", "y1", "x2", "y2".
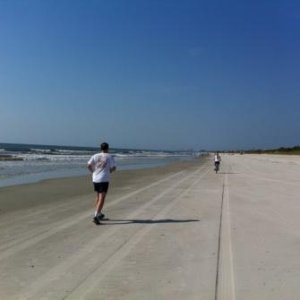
[{"x1": 100, "y1": 142, "x2": 109, "y2": 151}]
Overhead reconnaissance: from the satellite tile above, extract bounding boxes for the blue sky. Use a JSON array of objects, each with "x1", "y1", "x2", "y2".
[{"x1": 1, "y1": 0, "x2": 299, "y2": 150}]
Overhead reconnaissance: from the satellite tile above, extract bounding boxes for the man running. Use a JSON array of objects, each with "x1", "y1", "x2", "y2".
[{"x1": 87, "y1": 142, "x2": 116, "y2": 225}]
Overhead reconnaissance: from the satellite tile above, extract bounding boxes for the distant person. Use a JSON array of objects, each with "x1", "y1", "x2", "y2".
[
  {"x1": 87, "y1": 142, "x2": 116, "y2": 225},
  {"x1": 214, "y1": 152, "x2": 221, "y2": 172}
]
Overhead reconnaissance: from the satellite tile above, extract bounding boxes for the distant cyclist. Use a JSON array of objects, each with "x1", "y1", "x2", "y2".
[{"x1": 214, "y1": 152, "x2": 221, "y2": 173}]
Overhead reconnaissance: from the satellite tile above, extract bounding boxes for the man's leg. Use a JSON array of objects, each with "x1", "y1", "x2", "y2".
[
  {"x1": 93, "y1": 192, "x2": 106, "y2": 224},
  {"x1": 96, "y1": 192, "x2": 106, "y2": 216}
]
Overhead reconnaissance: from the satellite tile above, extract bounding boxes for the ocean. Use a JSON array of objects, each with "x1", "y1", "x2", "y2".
[{"x1": 0, "y1": 143, "x2": 201, "y2": 187}]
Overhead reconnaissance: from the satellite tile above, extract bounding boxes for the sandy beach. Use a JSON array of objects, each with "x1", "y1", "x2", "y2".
[{"x1": 1, "y1": 154, "x2": 300, "y2": 299}]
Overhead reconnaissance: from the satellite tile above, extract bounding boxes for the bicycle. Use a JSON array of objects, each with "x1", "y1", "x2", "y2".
[{"x1": 214, "y1": 161, "x2": 220, "y2": 173}]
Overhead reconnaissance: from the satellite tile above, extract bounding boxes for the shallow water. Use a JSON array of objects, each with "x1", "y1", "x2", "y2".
[{"x1": 0, "y1": 143, "x2": 199, "y2": 187}]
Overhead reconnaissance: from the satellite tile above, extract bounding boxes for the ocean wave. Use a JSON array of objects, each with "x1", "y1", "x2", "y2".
[
  {"x1": 17, "y1": 154, "x2": 91, "y2": 162},
  {"x1": 15, "y1": 152, "x2": 190, "y2": 162},
  {"x1": 0, "y1": 143, "x2": 198, "y2": 169},
  {"x1": 0, "y1": 143, "x2": 98, "y2": 155},
  {"x1": 29, "y1": 148, "x2": 94, "y2": 156}
]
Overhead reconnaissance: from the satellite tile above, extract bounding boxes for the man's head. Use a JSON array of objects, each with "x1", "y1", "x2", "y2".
[{"x1": 100, "y1": 142, "x2": 109, "y2": 152}]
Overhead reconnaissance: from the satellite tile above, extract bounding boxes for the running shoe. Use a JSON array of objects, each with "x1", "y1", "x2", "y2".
[
  {"x1": 98, "y1": 213, "x2": 105, "y2": 220},
  {"x1": 93, "y1": 216, "x2": 101, "y2": 225}
]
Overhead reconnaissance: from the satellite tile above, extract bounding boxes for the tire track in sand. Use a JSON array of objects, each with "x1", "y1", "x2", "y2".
[
  {"x1": 0, "y1": 170, "x2": 187, "y2": 263},
  {"x1": 21, "y1": 166, "x2": 209, "y2": 300},
  {"x1": 63, "y1": 166, "x2": 210, "y2": 300},
  {"x1": 215, "y1": 173, "x2": 236, "y2": 300}
]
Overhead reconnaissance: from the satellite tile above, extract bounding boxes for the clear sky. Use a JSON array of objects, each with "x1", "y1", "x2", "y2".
[{"x1": 1, "y1": 0, "x2": 299, "y2": 150}]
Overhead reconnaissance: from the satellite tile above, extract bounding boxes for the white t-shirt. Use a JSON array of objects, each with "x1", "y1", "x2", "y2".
[
  {"x1": 88, "y1": 153, "x2": 116, "y2": 183},
  {"x1": 214, "y1": 155, "x2": 220, "y2": 162}
]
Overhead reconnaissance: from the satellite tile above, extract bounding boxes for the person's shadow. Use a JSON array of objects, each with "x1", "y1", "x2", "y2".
[{"x1": 101, "y1": 218, "x2": 200, "y2": 225}]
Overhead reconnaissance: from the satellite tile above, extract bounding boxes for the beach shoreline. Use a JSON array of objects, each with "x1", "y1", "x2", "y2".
[
  {"x1": 0, "y1": 156, "x2": 207, "y2": 214},
  {"x1": 0, "y1": 142, "x2": 202, "y2": 188}
]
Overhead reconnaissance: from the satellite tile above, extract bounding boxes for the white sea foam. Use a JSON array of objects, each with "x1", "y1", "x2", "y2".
[{"x1": 18, "y1": 153, "x2": 91, "y2": 162}]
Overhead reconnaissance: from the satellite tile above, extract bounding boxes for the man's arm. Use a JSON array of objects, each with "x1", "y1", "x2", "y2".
[{"x1": 87, "y1": 164, "x2": 94, "y2": 173}]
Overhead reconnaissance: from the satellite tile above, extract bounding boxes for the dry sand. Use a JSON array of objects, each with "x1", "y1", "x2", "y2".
[{"x1": 0, "y1": 154, "x2": 300, "y2": 299}]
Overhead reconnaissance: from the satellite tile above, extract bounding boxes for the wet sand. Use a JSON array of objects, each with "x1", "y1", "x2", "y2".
[{"x1": 1, "y1": 154, "x2": 300, "y2": 299}]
